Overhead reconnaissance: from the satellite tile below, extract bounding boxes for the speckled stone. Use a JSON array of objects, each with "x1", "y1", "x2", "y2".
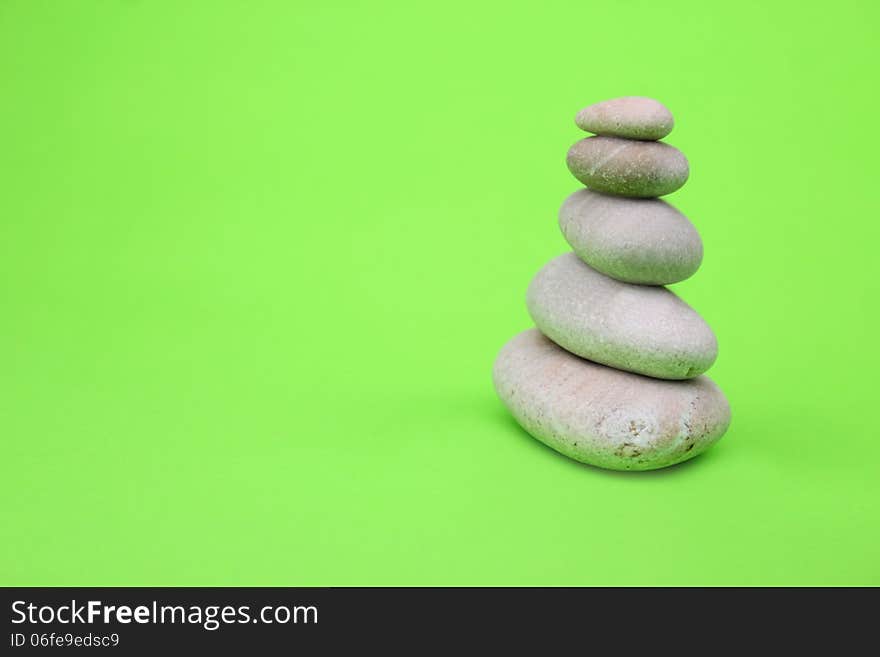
[
  {"x1": 559, "y1": 189, "x2": 703, "y2": 285},
  {"x1": 575, "y1": 96, "x2": 674, "y2": 141},
  {"x1": 566, "y1": 136, "x2": 689, "y2": 197},
  {"x1": 493, "y1": 329, "x2": 731, "y2": 471},
  {"x1": 526, "y1": 253, "x2": 717, "y2": 379}
]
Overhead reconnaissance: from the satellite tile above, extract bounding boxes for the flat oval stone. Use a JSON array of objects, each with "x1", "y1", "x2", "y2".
[
  {"x1": 559, "y1": 189, "x2": 703, "y2": 285},
  {"x1": 493, "y1": 329, "x2": 731, "y2": 471},
  {"x1": 566, "y1": 136, "x2": 689, "y2": 197},
  {"x1": 575, "y1": 96, "x2": 674, "y2": 140},
  {"x1": 526, "y1": 253, "x2": 717, "y2": 379}
]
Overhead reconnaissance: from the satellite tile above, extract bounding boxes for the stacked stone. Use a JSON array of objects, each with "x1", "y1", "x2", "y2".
[{"x1": 493, "y1": 97, "x2": 730, "y2": 471}]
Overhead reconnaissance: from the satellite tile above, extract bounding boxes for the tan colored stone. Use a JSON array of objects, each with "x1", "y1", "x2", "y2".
[
  {"x1": 566, "y1": 136, "x2": 689, "y2": 197},
  {"x1": 526, "y1": 253, "x2": 717, "y2": 379},
  {"x1": 575, "y1": 96, "x2": 674, "y2": 140},
  {"x1": 559, "y1": 189, "x2": 702, "y2": 285},
  {"x1": 493, "y1": 329, "x2": 731, "y2": 471}
]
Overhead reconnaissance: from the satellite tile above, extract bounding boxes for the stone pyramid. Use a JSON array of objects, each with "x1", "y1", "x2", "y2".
[{"x1": 493, "y1": 97, "x2": 731, "y2": 471}]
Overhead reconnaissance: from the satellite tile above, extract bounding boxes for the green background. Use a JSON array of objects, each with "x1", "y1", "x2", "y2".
[{"x1": 2, "y1": 0, "x2": 878, "y2": 586}]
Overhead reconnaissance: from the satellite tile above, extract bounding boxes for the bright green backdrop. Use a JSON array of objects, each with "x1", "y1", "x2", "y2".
[{"x1": 2, "y1": 1, "x2": 878, "y2": 586}]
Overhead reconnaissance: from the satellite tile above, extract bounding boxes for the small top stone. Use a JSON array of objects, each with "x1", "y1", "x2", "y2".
[{"x1": 575, "y1": 96, "x2": 674, "y2": 141}]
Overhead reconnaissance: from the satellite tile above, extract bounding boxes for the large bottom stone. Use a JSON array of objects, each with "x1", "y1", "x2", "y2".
[{"x1": 493, "y1": 329, "x2": 731, "y2": 471}]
